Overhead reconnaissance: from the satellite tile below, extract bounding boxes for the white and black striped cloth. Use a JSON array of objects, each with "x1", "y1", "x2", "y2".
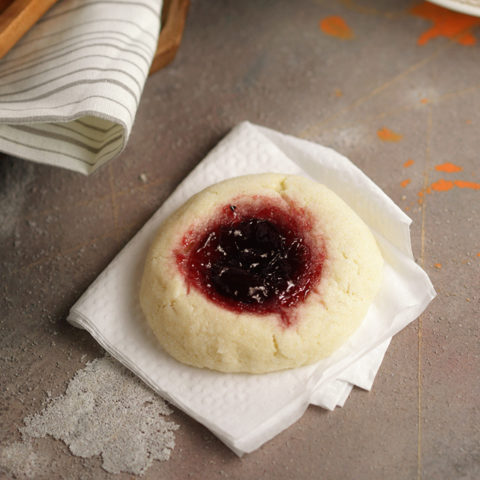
[{"x1": 0, "y1": 0, "x2": 162, "y2": 174}]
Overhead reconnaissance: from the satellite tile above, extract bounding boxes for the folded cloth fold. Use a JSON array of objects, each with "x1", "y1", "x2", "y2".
[
  {"x1": 67, "y1": 122, "x2": 436, "y2": 455},
  {"x1": 0, "y1": 0, "x2": 163, "y2": 174}
]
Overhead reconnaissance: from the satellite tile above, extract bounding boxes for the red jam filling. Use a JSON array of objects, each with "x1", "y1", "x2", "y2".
[{"x1": 176, "y1": 197, "x2": 325, "y2": 326}]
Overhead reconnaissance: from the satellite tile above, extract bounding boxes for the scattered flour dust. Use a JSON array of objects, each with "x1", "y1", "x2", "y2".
[
  {"x1": 1, "y1": 356, "x2": 179, "y2": 477},
  {"x1": 0, "y1": 441, "x2": 49, "y2": 479}
]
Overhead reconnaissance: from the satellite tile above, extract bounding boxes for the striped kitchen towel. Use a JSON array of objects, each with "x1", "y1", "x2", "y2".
[{"x1": 0, "y1": 0, "x2": 163, "y2": 174}]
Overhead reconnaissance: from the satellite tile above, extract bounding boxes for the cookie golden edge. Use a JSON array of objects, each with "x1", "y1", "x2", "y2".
[{"x1": 139, "y1": 173, "x2": 384, "y2": 374}]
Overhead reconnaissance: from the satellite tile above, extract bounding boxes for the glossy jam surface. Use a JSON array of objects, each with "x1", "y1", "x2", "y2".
[{"x1": 176, "y1": 198, "x2": 324, "y2": 325}]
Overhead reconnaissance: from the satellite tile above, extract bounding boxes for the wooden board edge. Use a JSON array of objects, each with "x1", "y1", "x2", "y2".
[
  {"x1": 149, "y1": 0, "x2": 190, "y2": 75},
  {"x1": 0, "y1": 0, "x2": 58, "y2": 59}
]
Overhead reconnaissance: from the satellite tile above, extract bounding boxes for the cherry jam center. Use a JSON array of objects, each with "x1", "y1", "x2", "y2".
[{"x1": 177, "y1": 200, "x2": 324, "y2": 324}]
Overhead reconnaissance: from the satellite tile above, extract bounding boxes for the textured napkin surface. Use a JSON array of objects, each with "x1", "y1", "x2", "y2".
[
  {"x1": 68, "y1": 122, "x2": 436, "y2": 455},
  {"x1": 0, "y1": 0, "x2": 162, "y2": 174}
]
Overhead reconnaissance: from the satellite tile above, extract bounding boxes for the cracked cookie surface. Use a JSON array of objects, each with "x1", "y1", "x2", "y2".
[{"x1": 140, "y1": 174, "x2": 384, "y2": 373}]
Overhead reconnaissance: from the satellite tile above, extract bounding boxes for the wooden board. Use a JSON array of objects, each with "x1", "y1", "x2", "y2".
[
  {"x1": 0, "y1": 0, "x2": 58, "y2": 58},
  {"x1": 0, "y1": 0, "x2": 189, "y2": 71},
  {"x1": 150, "y1": 0, "x2": 190, "y2": 75}
]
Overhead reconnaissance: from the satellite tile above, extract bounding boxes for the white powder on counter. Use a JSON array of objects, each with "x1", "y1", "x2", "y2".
[
  {"x1": 1, "y1": 356, "x2": 179, "y2": 477},
  {"x1": 0, "y1": 441, "x2": 47, "y2": 479}
]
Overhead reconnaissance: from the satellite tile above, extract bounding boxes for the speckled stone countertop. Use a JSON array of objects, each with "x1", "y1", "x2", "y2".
[{"x1": 1, "y1": 1, "x2": 479, "y2": 479}]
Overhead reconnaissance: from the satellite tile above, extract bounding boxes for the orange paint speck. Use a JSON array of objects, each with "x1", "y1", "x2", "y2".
[
  {"x1": 417, "y1": 175, "x2": 480, "y2": 201},
  {"x1": 420, "y1": 98, "x2": 429, "y2": 104},
  {"x1": 431, "y1": 179, "x2": 454, "y2": 191},
  {"x1": 434, "y1": 263, "x2": 442, "y2": 269},
  {"x1": 334, "y1": 88, "x2": 343, "y2": 97},
  {"x1": 401, "y1": 179, "x2": 411, "y2": 188},
  {"x1": 477, "y1": 252, "x2": 480, "y2": 257},
  {"x1": 319, "y1": 16, "x2": 354, "y2": 40},
  {"x1": 458, "y1": 32, "x2": 476, "y2": 45},
  {"x1": 435, "y1": 162, "x2": 462, "y2": 173},
  {"x1": 377, "y1": 127, "x2": 403, "y2": 142},
  {"x1": 410, "y1": 2, "x2": 480, "y2": 46},
  {"x1": 404, "y1": 159, "x2": 414, "y2": 168},
  {"x1": 454, "y1": 180, "x2": 480, "y2": 190}
]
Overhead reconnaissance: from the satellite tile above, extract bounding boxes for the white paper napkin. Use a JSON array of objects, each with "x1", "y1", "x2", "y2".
[
  {"x1": 68, "y1": 122, "x2": 436, "y2": 455},
  {"x1": 0, "y1": 0, "x2": 162, "y2": 174}
]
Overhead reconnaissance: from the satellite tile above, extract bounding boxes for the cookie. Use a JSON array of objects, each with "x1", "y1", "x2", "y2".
[{"x1": 140, "y1": 174, "x2": 383, "y2": 373}]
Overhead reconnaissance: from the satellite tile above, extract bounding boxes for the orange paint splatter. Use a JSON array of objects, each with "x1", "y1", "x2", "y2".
[
  {"x1": 454, "y1": 180, "x2": 480, "y2": 190},
  {"x1": 334, "y1": 88, "x2": 343, "y2": 97},
  {"x1": 417, "y1": 191, "x2": 424, "y2": 205},
  {"x1": 434, "y1": 263, "x2": 442, "y2": 269},
  {"x1": 377, "y1": 127, "x2": 403, "y2": 142},
  {"x1": 420, "y1": 98, "x2": 429, "y2": 104},
  {"x1": 404, "y1": 159, "x2": 414, "y2": 168},
  {"x1": 477, "y1": 252, "x2": 480, "y2": 257},
  {"x1": 401, "y1": 179, "x2": 411, "y2": 188},
  {"x1": 435, "y1": 162, "x2": 462, "y2": 173},
  {"x1": 431, "y1": 179, "x2": 454, "y2": 191},
  {"x1": 319, "y1": 16, "x2": 354, "y2": 40},
  {"x1": 417, "y1": 176, "x2": 480, "y2": 202},
  {"x1": 410, "y1": 2, "x2": 480, "y2": 46}
]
